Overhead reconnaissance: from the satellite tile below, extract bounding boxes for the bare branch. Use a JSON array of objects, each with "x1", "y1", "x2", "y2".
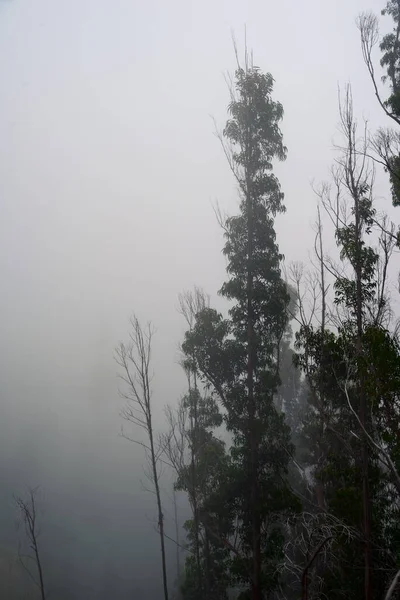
[
  {"x1": 301, "y1": 535, "x2": 333, "y2": 600},
  {"x1": 15, "y1": 487, "x2": 46, "y2": 600},
  {"x1": 115, "y1": 315, "x2": 169, "y2": 600},
  {"x1": 342, "y1": 377, "x2": 400, "y2": 498},
  {"x1": 385, "y1": 569, "x2": 400, "y2": 600}
]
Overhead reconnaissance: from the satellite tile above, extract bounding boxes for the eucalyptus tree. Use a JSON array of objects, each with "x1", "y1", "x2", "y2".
[{"x1": 182, "y1": 53, "x2": 298, "y2": 600}]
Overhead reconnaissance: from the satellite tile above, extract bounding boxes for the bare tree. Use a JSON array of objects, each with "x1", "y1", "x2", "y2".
[
  {"x1": 15, "y1": 487, "x2": 46, "y2": 600},
  {"x1": 177, "y1": 286, "x2": 209, "y2": 335},
  {"x1": 162, "y1": 402, "x2": 188, "y2": 481},
  {"x1": 115, "y1": 316, "x2": 169, "y2": 600}
]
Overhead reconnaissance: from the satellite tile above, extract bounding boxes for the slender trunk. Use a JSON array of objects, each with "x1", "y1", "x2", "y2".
[
  {"x1": 190, "y1": 371, "x2": 202, "y2": 596},
  {"x1": 150, "y1": 429, "x2": 169, "y2": 600},
  {"x1": 361, "y1": 424, "x2": 372, "y2": 600},
  {"x1": 117, "y1": 322, "x2": 168, "y2": 599},
  {"x1": 191, "y1": 482, "x2": 202, "y2": 594},
  {"x1": 246, "y1": 152, "x2": 261, "y2": 600},
  {"x1": 173, "y1": 486, "x2": 181, "y2": 584},
  {"x1": 342, "y1": 109, "x2": 372, "y2": 598},
  {"x1": 32, "y1": 536, "x2": 46, "y2": 600},
  {"x1": 354, "y1": 185, "x2": 372, "y2": 600},
  {"x1": 316, "y1": 206, "x2": 326, "y2": 511},
  {"x1": 357, "y1": 288, "x2": 372, "y2": 600},
  {"x1": 275, "y1": 339, "x2": 283, "y2": 414},
  {"x1": 18, "y1": 493, "x2": 47, "y2": 600},
  {"x1": 204, "y1": 530, "x2": 212, "y2": 598}
]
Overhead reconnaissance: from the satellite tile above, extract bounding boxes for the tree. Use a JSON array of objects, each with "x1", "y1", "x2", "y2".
[
  {"x1": 182, "y1": 51, "x2": 299, "y2": 600},
  {"x1": 115, "y1": 316, "x2": 169, "y2": 600},
  {"x1": 163, "y1": 287, "x2": 236, "y2": 600},
  {"x1": 163, "y1": 384, "x2": 232, "y2": 599},
  {"x1": 15, "y1": 487, "x2": 47, "y2": 600},
  {"x1": 178, "y1": 287, "x2": 210, "y2": 595},
  {"x1": 172, "y1": 485, "x2": 182, "y2": 594},
  {"x1": 294, "y1": 86, "x2": 400, "y2": 600}
]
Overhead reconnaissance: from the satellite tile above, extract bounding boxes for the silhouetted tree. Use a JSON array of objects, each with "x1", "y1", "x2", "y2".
[
  {"x1": 15, "y1": 487, "x2": 47, "y2": 600},
  {"x1": 115, "y1": 316, "x2": 169, "y2": 600},
  {"x1": 183, "y1": 49, "x2": 299, "y2": 599}
]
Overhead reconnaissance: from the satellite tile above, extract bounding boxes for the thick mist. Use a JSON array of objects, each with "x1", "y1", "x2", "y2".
[{"x1": 0, "y1": 0, "x2": 395, "y2": 598}]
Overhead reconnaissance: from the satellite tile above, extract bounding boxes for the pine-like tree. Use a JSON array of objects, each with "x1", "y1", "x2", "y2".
[{"x1": 182, "y1": 54, "x2": 299, "y2": 600}]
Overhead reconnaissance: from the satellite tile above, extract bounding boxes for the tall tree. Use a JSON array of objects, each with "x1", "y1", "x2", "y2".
[
  {"x1": 294, "y1": 86, "x2": 400, "y2": 600},
  {"x1": 178, "y1": 287, "x2": 210, "y2": 595},
  {"x1": 183, "y1": 52, "x2": 298, "y2": 600},
  {"x1": 115, "y1": 316, "x2": 169, "y2": 600}
]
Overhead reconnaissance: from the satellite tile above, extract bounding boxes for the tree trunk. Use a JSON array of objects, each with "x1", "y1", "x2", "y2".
[
  {"x1": 316, "y1": 206, "x2": 326, "y2": 511},
  {"x1": 150, "y1": 431, "x2": 169, "y2": 600},
  {"x1": 354, "y1": 180, "x2": 372, "y2": 600},
  {"x1": 173, "y1": 486, "x2": 180, "y2": 584},
  {"x1": 192, "y1": 373, "x2": 202, "y2": 596},
  {"x1": 246, "y1": 153, "x2": 261, "y2": 600},
  {"x1": 33, "y1": 537, "x2": 46, "y2": 600},
  {"x1": 204, "y1": 530, "x2": 212, "y2": 598}
]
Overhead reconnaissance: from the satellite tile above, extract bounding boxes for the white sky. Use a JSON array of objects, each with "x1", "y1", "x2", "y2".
[{"x1": 0, "y1": 0, "x2": 396, "y2": 401}]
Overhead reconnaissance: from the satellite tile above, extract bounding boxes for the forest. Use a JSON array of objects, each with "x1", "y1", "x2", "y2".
[{"x1": 2, "y1": 0, "x2": 400, "y2": 599}]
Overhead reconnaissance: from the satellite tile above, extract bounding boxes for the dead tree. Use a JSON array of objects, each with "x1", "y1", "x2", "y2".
[
  {"x1": 115, "y1": 316, "x2": 169, "y2": 600},
  {"x1": 15, "y1": 487, "x2": 46, "y2": 600}
]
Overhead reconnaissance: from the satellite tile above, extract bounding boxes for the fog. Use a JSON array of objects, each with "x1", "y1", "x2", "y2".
[{"x1": 0, "y1": 0, "x2": 396, "y2": 598}]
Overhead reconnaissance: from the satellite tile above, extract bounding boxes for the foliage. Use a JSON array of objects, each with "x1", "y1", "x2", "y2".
[
  {"x1": 293, "y1": 86, "x2": 400, "y2": 599},
  {"x1": 172, "y1": 389, "x2": 232, "y2": 600},
  {"x1": 181, "y1": 59, "x2": 299, "y2": 599}
]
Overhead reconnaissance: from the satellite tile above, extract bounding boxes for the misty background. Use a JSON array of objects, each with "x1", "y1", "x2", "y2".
[{"x1": 0, "y1": 0, "x2": 396, "y2": 598}]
